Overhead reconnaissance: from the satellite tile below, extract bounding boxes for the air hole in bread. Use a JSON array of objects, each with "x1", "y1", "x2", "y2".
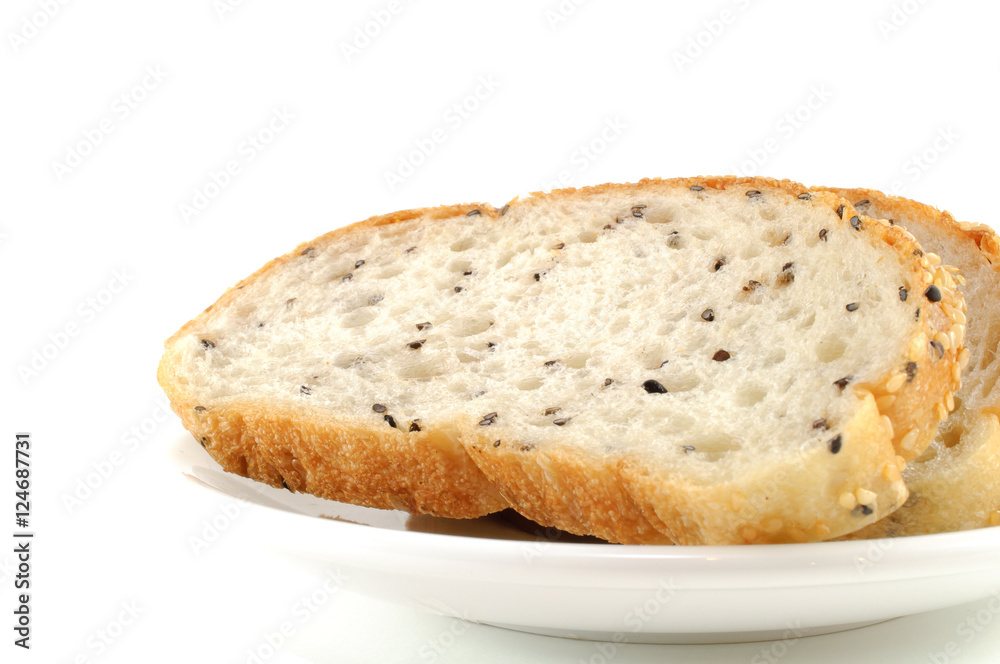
[
  {"x1": 768, "y1": 348, "x2": 786, "y2": 365},
  {"x1": 377, "y1": 265, "x2": 405, "y2": 279},
  {"x1": 798, "y1": 312, "x2": 817, "y2": 329},
  {"x1": 456, "y1": 352, "x2": 478, "y2": 364},
  {"x1": 665, "y1": 374, "x2": 700, "y2": 393},
  {"x1": 564, "y1": 353, "x2": 589, "y2": 369},
  {"x1": 578, "y1": 230, "x2": 598, "y2": 243},
  {"x1": 735, "y1": 385, "x2": 767, "y2": 407},
  {"x1": 516, "y1": 377, "x2": 544, "y2": 391},
  {"x1": 448, "y1": 317, "x2": 492, "y2": 337},
  {"x1": 450, "y1": 259, "x2": 472, "y2": 274},
  {"x1": 643, "y1": 207, "x2": 675, "y2": 224},
  {"x1": 776, "y1": 306, "x2": 801, "y2": 322},
  {"x1": 689, "y1": 433, "x2": 741, "y2": 461},
  {"x1": 765, "y1": 229, "x2": 791, "y2": 247},
  {"x1": 816, "y1": 334, "x2": 847, "y2": 363},
  {"x1": 940, "y1": 424, "x2": 965, "y2": 449},
  {"x1": 340, "y1": 309, "x2": 377, "y2": 329},
  {"x1": 451, "y1": 237, "x2": 475, "y2": 252},
  {"x1": 400, "y1": 359, "x2": 446, "y2": 379}
]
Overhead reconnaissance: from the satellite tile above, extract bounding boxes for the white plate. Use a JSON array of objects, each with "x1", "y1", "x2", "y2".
[{"x1": 171, "y1": 434, "x2": 1000, "y2": 644}]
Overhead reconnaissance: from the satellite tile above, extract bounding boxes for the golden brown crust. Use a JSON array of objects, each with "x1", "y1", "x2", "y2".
[
  {"x1": 459, "y1": 176, "x2": 962, "y2": 544},
  {"x1": 816, "y1": 186, "x2": 1000, "y2": 538},
  {"x1": 158, "y1": 202, "x2": 508, "y2": 520},
  {"x1": 158, "y1": 177, "x2": 965, "y2": 544}
]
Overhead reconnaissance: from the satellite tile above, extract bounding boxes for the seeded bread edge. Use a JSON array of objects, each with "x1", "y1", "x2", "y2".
[
  {"x1": 817, "y1": 187, "x2": 1000, "y2": 537},
  {"x1": 460, "y1": 176, "x2": 964, "y2": 544},
  {"x1": 157, "y1": 203, "x2": 509, "y2": 519}
]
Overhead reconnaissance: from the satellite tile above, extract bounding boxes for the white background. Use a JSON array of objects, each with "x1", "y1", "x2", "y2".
[{"x1": 3, "y1": 0, "x2": 1000, "y2": 662}]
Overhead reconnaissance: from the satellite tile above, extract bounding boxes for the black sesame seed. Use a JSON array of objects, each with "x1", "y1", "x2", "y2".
[
  {"x1": 286, "y1": 298, "x2": 296, "y2": 308},
  {"x1": 416, "y1": 322, "x2": 432, "y2": 331},
  {"x1": 781, "y1": 234, "x2": 792, "y2": 245},
  {"x1": 603, "y1": 224, "x2": 613, "y2": 230},
  {"x1": 553, "y1": 243, "x2": 565, "y2": 250},
  {"x1": 849, "y1": 215, "x2": 862, "y2": 231},
  {"x1": 405, "y1": 246, "x2": 416, "y2": 253},
  {"x1": 899, "y1": 287, "x2": 909, "y2": 301},
  {"x1": 199, "y1": 436, "x2": 208, "y2": 448},
  {"x1": 604, "y1": 378, "x2": 614, "y2": 386},
  {"x1": 372, "y1": 403, "x2": 387, "y2": 413},
  {"x1": 701, "y1": 309, "x2": 715, "y2": 322},
  {"x1": 407, "y1": 340, "x2": 426, "y2": 350},
  {"x1": 486, "y1": 342, "x2": 497, "y2": 350},
  {"x1": 479, "y1": 412, "x2": 498, "y2": 426},
  {"x1": 714, "y1": 257, "x2": 727, "y2": 271},
  {"x1": 743, "y1": 280, "x2": 762, "y2": 293},
  {"x1": 355, "y1": 259, "x2": 365, "y2": 268},
  {"x1": 712, "y1": 350, "x2": 731, "y2": 362},
  {"x1": 782, "y1": 262, "x2": 793, "y2": 271},
  {"x1": 466, "y1": 209, "x2": 481, "y2": 216},
  {"x1": 846, "y1": 302, "x2": 859, "y2": 312},
  {"x1": 631, "y1": 205, "x2": 646, "y2": 217},
  {"x1": 533, "y1": 273, "x2": 541, "y2": 282},
  {"x1": 544, "y1": 360, "x2": 559, "y2": 367},
  {"x1": 819, "y1": 228, "x2": 828, "y2": 242},
  {"x1": 257, "y1": 322, "x2": 265, "y2": 328},
  {"x1": 828, "y1": 435, "x2": 843, "y2": 454},
  {"x1": 812, "y1": 418, "x2": 829, "y2": 430},
  {"x1": 925, "y1": 285, "x2": 942, "y2": 302},
  {"x1": 855, "y1": 199, "x2": 871, "y2": 208},
  {"x1": 643, "y1": 379, "x2": 668, "y2": 394},
  {"x1": 409, "y1": 422, "x2": 422, "y2": 432},
  {"x1": 690, "y1": 185, "x2": 704, "y2": 191},
  {"x1": 200, "y1": 339, "x2": 216, "y2": 349},
  {"x1": 493, "y1": 439, "x2": 501, "y2": 447},
  {"x1": 797, "y1": 193, "x2": 812, "y2": 200},
  {"x1": 300, "y1": 385, "x2": 312, "y2": 395},
  {"x1": 682, "y1": 445, "x2": 696, "y2": 453},
  {"x1": 836, "y1": 204, "x2": 845, "y2": 219},
  {"x1": 930, "y1": 340, "x2": 945, "y2": 359},
  {"x1": 544, "y1": 407, "x2": 561, "y2": 416},
  {"x1": 342, "y1": 273, "x2": 353, "y2": 282},
  {"x1": 659, "y1": 360, "x2": 669, "y2": 368},
  {"x1": 384, "y1": 414, "x2": 397, "y2": 428},
  {"x1": 281, "y1": 478, "x2": 290, "y2": 490},
  {"x1": 914, "y1": 248, "x2": 923, "y2": 257},
  {"x1": 300, "y1": 247, "x2": 315, "y2": 256},
  {"x1": 194, "y1": 406, "x2": 206, "y2": 412},
  {"x1": 746, "y1": 189, "x2": 762, "y2": 198},
  {"x1": 454, "y1": 286, "x2": 463, "y2": 292},
  {"x1": 500, "y1": 204, "x2": 510, "y2": 216},
  {"x1": 463, "y1": 269, "x2": 473, "y2": 275},
  {"x1": 834, "y1": 376, "x2": 853, "y2": 391},
  {"x1": 853, "y1": 504, "x2": 874, "y2": 517},
  {"x1": 553, "y1": 417, "x2": 571, "y2": 426},
  {"x1": 519, "y1": 444, "x2": 534, "y2": 452},
  {"x1": 905, "y1": 361, "x2": 918, "y2": 382}
]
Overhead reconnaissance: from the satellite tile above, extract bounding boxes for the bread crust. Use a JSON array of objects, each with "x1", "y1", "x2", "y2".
[
  {"x1": 158, "y1": 203, "x2": 509, "y2": 519},
  {"x1": 158, "y1": 177, "x2": 965, "y2": 543},
  {"x1": 461, "y1": 176, "x2": 962, "y2": 544},
  {"x1": 815, "y1": 187, "x2": 1000, "y2": 537}
]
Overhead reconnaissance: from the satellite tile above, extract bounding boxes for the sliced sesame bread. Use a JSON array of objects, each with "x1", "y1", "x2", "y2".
[
  {"x1": 157, "y1": 176, "x2": 964, "y2": 544},
  {"x1": 816, "y1": 188, "x2": 1000, "y2": 537}
]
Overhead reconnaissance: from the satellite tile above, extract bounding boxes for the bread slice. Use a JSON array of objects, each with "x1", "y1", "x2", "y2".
[
  {"x1": 157, "y1": 176, "x2": 964, "y2": 545},
  {"x1": 816, "y1": 188, "x2": 1000, "y2": 537}
]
